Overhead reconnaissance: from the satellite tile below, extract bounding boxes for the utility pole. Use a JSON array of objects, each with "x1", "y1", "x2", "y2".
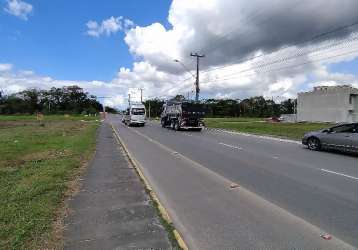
[
  {"x1": 128, "y1": 94, "x2": 131, "y2": 106},
  {"x1": 97, "y1": 96, "x2": 111, "y2": 119},
  {"x1": 190, "y1": 53, "x2": 205, "y2": 102},
  {"x1": 140, "y1": 88, "x2": 143, "y2": 103},
  {"x1": 148, "y1": 101, "x2": 151, "y2": 120}
]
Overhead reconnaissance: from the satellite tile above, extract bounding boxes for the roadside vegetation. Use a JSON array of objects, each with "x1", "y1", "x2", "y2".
[
  {"x1": 0, "y1": 115, "x2": 100, "y2": 249},
  {"x1": 143, "y1": 95, "x2": 296, "y2": 118},
  {"x1": 205, "y1": 118, "x2": 332, "y2": 140},
  {"x1": 0, "y1": 85, "x2": 119, "y2": 115}
]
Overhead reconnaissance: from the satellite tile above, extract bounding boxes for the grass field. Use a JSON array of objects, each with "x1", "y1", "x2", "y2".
[
  {"x1": 0, "y1": 114, "x2": 100, "y2": 122},
  {"x1": 204, "y1": 117, "x2": 333, "y2": 140},
  {"x1": 0, "y1": 115, "x2": 100, "y2": 249}
]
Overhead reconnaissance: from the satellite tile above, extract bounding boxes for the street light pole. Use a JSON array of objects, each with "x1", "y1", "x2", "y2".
[
  {"x1": 97, "y1": 96, "x2": 111, "y2": 119},
  {"x1": 174, "y1": 59, "x2": 196, "y2": 79}
]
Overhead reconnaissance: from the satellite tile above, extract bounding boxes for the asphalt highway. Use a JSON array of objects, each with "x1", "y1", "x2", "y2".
[{"x1": 109, "y1": 115, "x2": 358, "y2": 250}]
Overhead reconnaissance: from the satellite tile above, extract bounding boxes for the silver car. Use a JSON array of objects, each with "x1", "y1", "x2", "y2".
[{"x1": 302, "y1": 123, "x2": 358, "y2": 153}]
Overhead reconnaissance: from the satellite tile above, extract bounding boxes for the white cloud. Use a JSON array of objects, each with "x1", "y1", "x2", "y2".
[
  {"x1": 4, "y1": 0, "x2": 33, "y2": 20},
  {"x1": 86, "y1": 16, "x2": 123, "y2": 37},
  {"x1": 104, "y1": 95, "x2": 125, "y2": 107},
  {"x1": 120, "y1": 0, "x2": 358, "y2": 101},
  {"x1": 0, "y1": 64, "x2": 13, "y2": 72},
  {"x1": 86, "y1": 16, "x2": 134, "y2": 37},
  {"x1": 4, "y1": 1, "x2": 358, "y2": 109},
  {"x1": 309, "y1": 64, "x2": 358, "y2": 89},
  {"x1": 124, "y1": 19, "x2": 135, "y2": 30}
]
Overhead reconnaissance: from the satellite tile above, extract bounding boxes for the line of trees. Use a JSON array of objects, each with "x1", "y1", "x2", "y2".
[
  {"x1": 0, "y1": 86, "x2": 296, "y2": 117},
  {"x1": 143, "y1": 95, "x2": 297, "y2": 118},
  {"x1": 0, "y1": 86, "x2": 104, "y2": 115}
]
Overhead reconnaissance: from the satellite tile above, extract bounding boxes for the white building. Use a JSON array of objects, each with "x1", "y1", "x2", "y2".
[{"x1": 297, "y1": 85, "x2": 358, "y2": 123}]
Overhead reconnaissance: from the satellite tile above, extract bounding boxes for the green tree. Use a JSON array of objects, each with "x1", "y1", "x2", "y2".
[
  {"x1": 0, "y1": 85, "x2": 103, "y2": 115},
  {"x1": 143, "y1": 98, "x2": 165, "y2": 118}
]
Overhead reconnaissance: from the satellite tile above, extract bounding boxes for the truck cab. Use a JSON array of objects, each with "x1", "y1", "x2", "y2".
[{"x1": 124, "y1": 103, "x2": 146, "y2": 126}]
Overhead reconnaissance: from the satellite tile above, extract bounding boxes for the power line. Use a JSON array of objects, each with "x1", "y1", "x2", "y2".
[
  {"x1": 203, "y1": 33, "x2": 358, "y2": 82},
  {"x1": 199, "y1": 20, "x2": 358, "y2": 76},
  {"x1": 201, "y1": 48, "x2": 358, "y2": 84},
  {"x1": 175, "y1": 20, "x2": 358, "y2": 86}
]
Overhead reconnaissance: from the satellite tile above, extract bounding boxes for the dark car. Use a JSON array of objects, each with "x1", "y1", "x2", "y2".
[{"x1": 302, "y1": 123, "x2": 358, "y2": 153}]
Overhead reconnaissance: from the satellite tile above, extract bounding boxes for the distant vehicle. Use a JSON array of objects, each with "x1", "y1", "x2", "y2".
[
  {"x1": 302, "y1": 123, "x2": 358, "y2": 153},
  {"x1": 123, "y1": 103, "x2": 146, "y2": 126},
  {"x1": 160, "y1": 100, "x2": 205, "y2": 131},
  {"x1": 265, "y1": 117, "x2": 280, "y2": 123}
]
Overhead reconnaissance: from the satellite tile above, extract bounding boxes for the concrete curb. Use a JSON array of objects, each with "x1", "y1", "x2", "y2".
[{"x1": 110, "y1": 124, "x2": 189, "y2": 250}]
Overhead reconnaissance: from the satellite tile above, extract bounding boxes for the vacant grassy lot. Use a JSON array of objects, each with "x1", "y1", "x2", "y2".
[
  {"x1": 205, "y1": 118, "x2": 333, "y2": 140},
  {"x1": 0, "y1": 114, "x2": 99, "y2": 122},
  {"x1": 0, "y1": 115, "x2": 100, "y2": 249}
]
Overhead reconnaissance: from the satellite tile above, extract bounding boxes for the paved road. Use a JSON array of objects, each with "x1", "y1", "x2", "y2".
[{"x1": 110, "y1": 115, "x2": 358, "y2": 250}]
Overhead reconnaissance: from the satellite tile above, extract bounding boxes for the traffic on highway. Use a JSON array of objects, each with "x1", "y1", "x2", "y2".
[
  {"x1": 111, "y1": 113, "x2": 358, "y2": 250},
  {"x1": 4, "y1": 1, "x2": 358, "y2": 249},
  {"x1": 303, "y1": 123, "x2": 358, "y2": 153}
]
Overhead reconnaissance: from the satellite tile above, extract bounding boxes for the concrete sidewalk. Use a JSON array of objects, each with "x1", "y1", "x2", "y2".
[{"x1": 64, "y1": 124, "x2": 171, "y2": 250}]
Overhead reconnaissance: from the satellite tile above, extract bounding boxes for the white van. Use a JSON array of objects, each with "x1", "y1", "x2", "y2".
[{"x1": 123, "y1": 103, "x2": 146, "y2": 126}]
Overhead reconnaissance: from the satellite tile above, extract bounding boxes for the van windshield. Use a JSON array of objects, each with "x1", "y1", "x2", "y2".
[{"x1": 131, "y1": 108, "x2": 145, "y2": 115}]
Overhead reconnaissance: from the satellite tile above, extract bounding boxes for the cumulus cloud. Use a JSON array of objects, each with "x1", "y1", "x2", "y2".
[
  {"x1": 86, "y1": 16, "x2": 134, "y2": 37},
  {"x1": 121, "y1": 0, "x2": 358, "y2": 100},
  {"x1": 3, "y1": 1, "x2": 358, "y2": 108},
  {"x1": 124, "y1": 19, "x2": 135, "y2": 30},
  {"x1": 113, "y1": 61, "x2": 194, "y2": 98},
  {"x1": 4, "y1": 0, "x2": 33, "y2": 20},
  {"x1": 151, "y1": 0, "x2": 358, "y2": 69},
  {"x1": 0, "y1": 64, "x2": 13, "y2": 72}
]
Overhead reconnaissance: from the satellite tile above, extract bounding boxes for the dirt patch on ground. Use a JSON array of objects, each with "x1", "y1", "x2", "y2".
[
  {"x1": 22, "y1": 150, "x2": 72, "y2": 162},
  {"x1": 39, "y1": 149, "x2": 97, "y2": 250},
  {"x1": 0, "y1": 150, "x2": 72, "y2": 170},
  {"x1": 0, "y1": 121, "x2": 40, "y2": 129}
]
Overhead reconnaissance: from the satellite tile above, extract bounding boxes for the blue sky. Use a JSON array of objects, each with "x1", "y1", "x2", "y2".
[
  {"x1": 329, "y1": 60, "x2": 358, "y2": 75},
  {"x1": 0, "y1": 0, "x2": 171, "y2": 81}
]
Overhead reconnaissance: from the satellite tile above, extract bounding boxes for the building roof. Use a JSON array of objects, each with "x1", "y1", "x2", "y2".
[{"x1": 298, "y1": 85, "x2": 358, "y2": 95}]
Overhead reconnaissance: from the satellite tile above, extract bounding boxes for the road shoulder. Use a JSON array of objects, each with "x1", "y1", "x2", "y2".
[{"x1": 63, "y1": 123, "x2": 171, "y2": 250}]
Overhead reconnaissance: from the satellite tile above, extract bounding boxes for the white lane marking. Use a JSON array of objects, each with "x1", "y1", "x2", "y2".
[
  {"x1": 219, "y1": 142, "x2": 243, "y2": 150},
  {"x1": 207, "y1": 128, "x2": 301, "y2": 145},
  {"x1": 320, "y1": 169, "x2": 358, "y2": 181}
]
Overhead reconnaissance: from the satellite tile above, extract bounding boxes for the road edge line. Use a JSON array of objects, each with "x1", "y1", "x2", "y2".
[
  {"x1": 110, "y1": 124, "x2": 189, "y2": 250},
  {"x1": 205, "y1": 127, "x2": 301, "y2": 144}
]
